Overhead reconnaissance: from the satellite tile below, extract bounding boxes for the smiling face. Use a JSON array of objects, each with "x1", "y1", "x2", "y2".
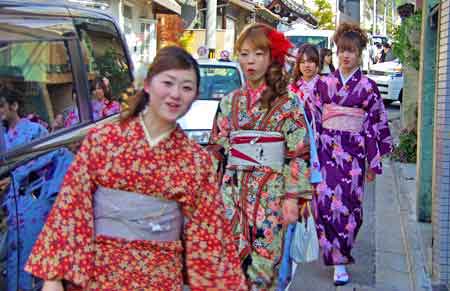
[
  {"x1": 145, "y1": 69, "x2": 198, "y2": 126},
  {"x1": 298, "y1": 54, "x2": 318, "y2": 81},
  {"x1": 238, "y1": 39, "x2": 271, "y2": 87}
]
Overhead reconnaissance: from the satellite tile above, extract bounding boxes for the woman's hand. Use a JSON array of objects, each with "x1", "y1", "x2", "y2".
[
  {"x1": 0, "y1": 177, "x2": 11, "y2": 197},
  {"x1": 298, "y1": 198, "x2": 310, "y2": 222},
  {"x1": 282, "y1": 198, "x2": 299, "y2": 225},
  {"x1": 42, "y1": 280, "x2": 64, "y2": 291},
  {"x1": 366, "y1": 168, "x2": 376, "y2": 183}
]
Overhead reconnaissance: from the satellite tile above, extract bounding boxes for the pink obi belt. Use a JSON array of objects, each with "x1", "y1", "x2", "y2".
[
  {"x1": 322, "y1": 104, "x2": 366, "y2": 133},
  {"x1": 228, "y1": 130, "x2": 285, "y2": 170}
]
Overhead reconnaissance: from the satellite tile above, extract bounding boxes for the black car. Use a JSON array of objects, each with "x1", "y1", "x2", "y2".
[{"x1": 0, "y1": 1, "x2": 133, "y2": 290}]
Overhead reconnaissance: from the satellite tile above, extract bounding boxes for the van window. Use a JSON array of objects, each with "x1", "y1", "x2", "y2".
[
  {"x1": 288, "y1": 35, "x2": 330, "y2": 49},
  {"x1": 0, "y1": 40, "x2": 79, "y2": 152},
  {"x1": 74, "y1": 18, "x2": 132, "y2": 121}
]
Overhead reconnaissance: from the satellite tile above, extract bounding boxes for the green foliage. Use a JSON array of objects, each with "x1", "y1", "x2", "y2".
[
  {"x1": 94, "y1": 47, "x2": 131, "y2": 99},
  {"x1": 312, "y1": 0, "x2": 335, "y2": 30},
  {"x1": 392, "y1": 10, "x2": 422, "y2": 70},
  {"x1": 391, "y1": 128, "x2": 417, "y2": 163}
]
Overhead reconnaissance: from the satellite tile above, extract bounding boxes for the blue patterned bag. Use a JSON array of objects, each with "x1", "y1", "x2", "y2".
[{"x1": 3, "y1": 148, "x2": 74, "y2": 291}]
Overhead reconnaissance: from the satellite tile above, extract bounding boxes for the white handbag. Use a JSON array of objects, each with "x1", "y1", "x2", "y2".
[{"x1": 290, "y1": 203, "x2": 320, "y2": 263}]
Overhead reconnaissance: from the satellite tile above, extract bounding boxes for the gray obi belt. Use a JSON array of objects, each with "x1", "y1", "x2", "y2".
[{"x1": 94, "y1": 187, "x2": 183, "y2": 242}]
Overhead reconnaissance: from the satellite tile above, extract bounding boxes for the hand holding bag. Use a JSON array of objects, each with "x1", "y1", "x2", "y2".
[{"x1": 290, "y1": 202, "x2": 319, "y2": 263}]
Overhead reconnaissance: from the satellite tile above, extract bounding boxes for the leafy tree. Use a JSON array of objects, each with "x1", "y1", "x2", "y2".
[
  {"x1": 95, "y1": 47, "x2": 131, "y2": 99},
  {"x1": 392, "y1": 10, "x2": 422, "y2": 70},
  {"x1": 312, "y1": 0, "x2": 335, "y2": 30}
]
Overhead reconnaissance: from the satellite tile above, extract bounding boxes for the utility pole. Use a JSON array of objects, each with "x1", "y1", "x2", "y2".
[
  {"x1": 383, "y1": 1, "x2": 387, "y2": 35},
  {"x1": 206, "y1": 0, "x2": 217, "y2": 59},
  {"x1": 372, "y1": 0, "x2": 377, "y2": 34}
]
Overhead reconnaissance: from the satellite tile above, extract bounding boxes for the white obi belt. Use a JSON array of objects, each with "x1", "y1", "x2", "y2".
[{"x1": 228, "y1": 130, "x2": 285, "y2": 170}]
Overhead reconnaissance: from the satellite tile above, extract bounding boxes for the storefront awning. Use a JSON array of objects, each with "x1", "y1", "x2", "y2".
[
  {"x1": 153, "y1": 0, "x2": 182, "y2": 15},
  {"x1": 228, "y1": 0, "x2": 255, "y2": 12},
  {"x1": 255, "y1": 5, "x2": 281, "y2": 24},
  {"x1": 268, "y1": 0, "x2": 318, "y2": 27}
]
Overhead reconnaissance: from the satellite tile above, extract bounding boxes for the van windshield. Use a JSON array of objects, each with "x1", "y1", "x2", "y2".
[{"x1": 288, "y1": 36, "x2": 329, "y2": 49}]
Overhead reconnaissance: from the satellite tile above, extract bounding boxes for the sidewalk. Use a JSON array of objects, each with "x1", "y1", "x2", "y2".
[
  {"x1": 289, "y1": 159, "x2": 432, "y2": 291},
  {"x1": 375, "y1": 160, "x2": 432, "y2": 291}
]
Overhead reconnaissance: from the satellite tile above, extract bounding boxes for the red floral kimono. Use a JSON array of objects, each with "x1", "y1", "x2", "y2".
[{"x1": 25, "y1": 117, "x2": 247, "y2": 291}]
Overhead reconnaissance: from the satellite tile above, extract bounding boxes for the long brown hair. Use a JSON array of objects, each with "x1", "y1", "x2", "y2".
[
  {"x1": 93, "y1": 77, "x2": 112, "y2": 100},
  {"x1": 292, "y1": 43, "x2": 320, "y2": 83},
  {"x1": 319, "y1": 48, "x2": 333, "y2": 72},
  {"x1": 121, "y1": 46, "x2": 200, "y2": 120},
  {"x1": 235, "y1": 23, "x2": 289, "y2": 107}
]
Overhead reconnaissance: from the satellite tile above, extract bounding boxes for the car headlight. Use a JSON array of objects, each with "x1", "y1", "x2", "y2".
[
  {"x1": 185, "y1": 130, "x2": 211, "y2": 145},
  {"x1": 392, "y1": 66, "x2": 403, "y2": 77}
]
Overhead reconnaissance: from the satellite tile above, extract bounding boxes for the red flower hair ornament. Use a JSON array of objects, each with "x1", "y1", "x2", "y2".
[{"x1": 267, "y1": 29, "x2": 293, "y2": 64}]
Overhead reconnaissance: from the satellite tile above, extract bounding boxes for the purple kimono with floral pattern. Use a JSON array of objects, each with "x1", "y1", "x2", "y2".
[{"x1": 313, "y1": 69, "x2": 393, "y2": 265}]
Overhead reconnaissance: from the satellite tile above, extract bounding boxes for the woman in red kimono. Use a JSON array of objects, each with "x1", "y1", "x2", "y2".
[{"x1": 25, "y1": 46, "x2": 247, "y2": 291}]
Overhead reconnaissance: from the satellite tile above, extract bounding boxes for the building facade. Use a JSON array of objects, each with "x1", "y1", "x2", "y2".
[
  {"x1": 432, "y1": 0, "x2": 450, "y2": 288},
  {"x1": 68, "y1": 0, "x2": 184, "y2": 77}
]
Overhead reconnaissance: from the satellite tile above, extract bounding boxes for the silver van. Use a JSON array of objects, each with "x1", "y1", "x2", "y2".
[{"x1": 0, "y1": 2, "x2": 133, "y2": 290}]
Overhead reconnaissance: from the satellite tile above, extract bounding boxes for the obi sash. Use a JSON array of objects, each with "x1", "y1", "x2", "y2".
[
  {"x1": 94, "y1": 187, "x2": 183, "y2": 242},
  {"x1": 322, "y1": 103, "x2": 366, "y2": 133},
  {"x1": 228, "y1": 130, "x2": 285, "y2": 170}
]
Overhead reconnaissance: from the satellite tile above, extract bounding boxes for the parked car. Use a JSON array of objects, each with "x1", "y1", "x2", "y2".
[
  {"x1": 178, "y1": 59, "x2": 244, "y2": 144},
  {"x1": 366, "y1": 59, "x2": 403, "y2": 103},
  {"x1": 0, "y1": 1, "x2": 133, "y2": 290}
]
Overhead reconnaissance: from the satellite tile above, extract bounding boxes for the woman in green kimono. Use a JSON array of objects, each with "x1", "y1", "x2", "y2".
[{"x1": 208, "y1": 23, "x2": 312, "y2": 291}]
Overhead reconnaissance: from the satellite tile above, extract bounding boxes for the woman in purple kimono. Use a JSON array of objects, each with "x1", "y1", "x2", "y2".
[{"x1": 313, "y1": 23, "x2": 393, "y2": 285}]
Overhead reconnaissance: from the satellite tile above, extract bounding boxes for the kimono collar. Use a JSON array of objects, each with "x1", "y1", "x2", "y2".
[
  {"x1": 294, "y1": 75, "x2": 319, "y2": 101},
  {"x1": 246, "y1": 80, "x2": 267, "y2": 108},
  {"x1": 297, "y1": 75, "x2": 320, "y2": 88},
  {"x1": 339, "y1": 67, "x2": 360, "y2": 86},
  {"x1": 139, "y1": 112, "x2": 176, "y2": 147}
]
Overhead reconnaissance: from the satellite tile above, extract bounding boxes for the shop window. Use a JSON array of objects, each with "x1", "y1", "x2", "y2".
[
  {"x1": 123, "y1": 4, "x2": 134, "y2": 35},
  {"x1": 74, "y1": 18, "x2": 132, "y2": 121},
  {"x1": 0, "y1": 40, "x2": 80, "y2": 152}
]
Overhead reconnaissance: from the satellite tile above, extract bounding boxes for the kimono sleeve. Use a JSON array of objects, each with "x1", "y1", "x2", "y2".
[
  {"x1": 183, "y1": 156, "x2": 247, "y2": 291},
  {"x1": 364, "y1": 83, "x2": 394, "y2": 174},
  {"x1": 207, "y1": 93, "x2": 233, "y2": 176},
  {"x1": 25, "y1": 128, "x2": 99, "y2": 287},
  {"x1": 282, "y1": 108, "x2": 313, "y2": 200}
]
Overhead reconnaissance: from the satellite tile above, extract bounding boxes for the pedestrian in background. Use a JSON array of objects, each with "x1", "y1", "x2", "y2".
[
  {"x1": 319, "y1": 48, "x2": 335, "y2": 76},
  {"x1": 208, "y1": 23, "x2": 312, "y2": 291},
  {"x1": 313, "y1": 22, "x2": 393, "y2": 285},
  {"x1": 289, "y1": 43, "x2": 326, "y2": 180},
  {"x1": 378, "y1": 42, "x2": 395, "y2": 63},
  {"x1": 25, "y1": 46, "x2": 246, "y2": 291}
]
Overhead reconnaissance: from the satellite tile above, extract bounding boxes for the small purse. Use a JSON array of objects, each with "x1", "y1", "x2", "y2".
[{"x1": 290, "y1": 202, "x2": 320, "y2": 263}]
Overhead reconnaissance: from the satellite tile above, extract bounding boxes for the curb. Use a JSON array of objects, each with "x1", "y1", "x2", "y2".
[{"x1": 391, "y1": 161, "x2": 433, "y2": 291}]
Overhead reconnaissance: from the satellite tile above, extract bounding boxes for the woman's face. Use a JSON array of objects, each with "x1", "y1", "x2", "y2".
[
  {"x1": 238, "y1": 39, "x2": 271, "y2": 85},
  {"x1": 338, "y1": 45, "x2": 360, "y2": 72},
  {"x1": 324, "y1": 54, "x2": 332, "y2": 65},
  {"x1": 298, "y1": 54, "x2": 318, "y2": 81},
  {"x1": 95, "y1": 83, "x2": 105, "y2": 100},
  {"x1": 145, "y1": 69, "x2": 197, "y2": 125}
]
